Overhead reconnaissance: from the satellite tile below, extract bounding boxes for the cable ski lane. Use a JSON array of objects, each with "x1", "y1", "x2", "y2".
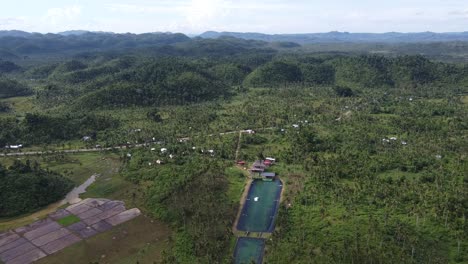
[{"x1": 232, "y1": 160, "x2": 283, "y2": 264}]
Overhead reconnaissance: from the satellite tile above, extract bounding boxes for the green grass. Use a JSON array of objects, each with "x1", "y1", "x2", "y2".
[
  {"x1": 225, "y1": 166, "x2": 247, "y2": 203},
  {"x1": 377, "y1": 169, "x2": 421, "y2": 181},
  {"x1": 461, "y1": 95, "x2": 468, "y2": 104},
  {"x1": 36, "y1": 215, "x2": 171, "y2": 264},
  {"x1": 0, "y1": 152, "x2": 124, "y2": 231},
  {"x1": 57, "y1": 215, "x2": 81, "y2": 227},
  {"x1": 0, "y1": 96, "x2": 39, "y2": 117}
]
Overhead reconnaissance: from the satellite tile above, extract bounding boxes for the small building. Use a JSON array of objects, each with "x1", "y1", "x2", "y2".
[
  {"x1": 264, "y1": 160, "x2": 272, "y2": 166},
  {"x1": 161, "y1": 148, "x2": 168, "y2": 153},
  {"x1": 252, "y1": 160, "x2": 266, "y2": 171},
  {"x1": 250, "y1": 160, "x2": 266, "y2": 178},
  {"x1": 237, "y1": 160, "x2": 246, "y2": 166},
  {"x1": 292, "y1": 124, "x2": 299, "y2": 129},
  {"x1": 245, "y1": 129, "x2": 255, "y2": 134},
  {"x1": 261, "y1": 172, "x2": 276, "y2": 181},
  {"x1": 8, "y1": 144, "x2": 23, "y2": 149}
]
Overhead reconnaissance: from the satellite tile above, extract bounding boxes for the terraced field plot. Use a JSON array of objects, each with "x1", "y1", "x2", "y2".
[{"x1": 0, "y1": 198, "x2": 140, "y2": 264}]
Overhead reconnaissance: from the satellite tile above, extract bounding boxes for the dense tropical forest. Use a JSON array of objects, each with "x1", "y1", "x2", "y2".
[
  {"x1": 0, "y1": 160, "x2": 73, "y2": 217},
  {"x1": 0, "y1": 32, "x2": 466, "y2": 263}
]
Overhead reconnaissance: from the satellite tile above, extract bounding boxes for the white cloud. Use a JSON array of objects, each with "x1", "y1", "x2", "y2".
[
  {"x1": 104, "y1": 0, "x2": 298, "y2": 32},
  {"x1": 106, "y1": 2, "x2": 183, "y2": 14},
  {"x1": 0, "y1": 17, "x2": 26, "y2": 26},
  {"x1": 448, "y1": 9, "x2": 468, "y2": 18},
  {"x1": 43, "y1": 5, "x2": 82, "y2": 26},
  {"x1": 181, "y1": 0, "x2": 230, "y2": 30}
]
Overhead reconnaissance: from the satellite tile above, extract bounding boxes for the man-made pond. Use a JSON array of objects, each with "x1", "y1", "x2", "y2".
[
  {"x1": 236, "y1": 180, "x2": 283, "y2": 233},
  {"x1": 234, "y1": 179, "x2": 283, "y2": 263},
  {"x1": 233, "y1": 237, "x2": 265, "y2": 264}
]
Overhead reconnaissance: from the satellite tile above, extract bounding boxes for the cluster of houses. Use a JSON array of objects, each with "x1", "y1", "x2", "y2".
[{"x1": 237, "y1": 157, "x2": 277, "y2": 181}]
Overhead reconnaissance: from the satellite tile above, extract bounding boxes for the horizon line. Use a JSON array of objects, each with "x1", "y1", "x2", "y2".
[{"x1": 2, "y1": 29, "x2": 468, "y2": 36}]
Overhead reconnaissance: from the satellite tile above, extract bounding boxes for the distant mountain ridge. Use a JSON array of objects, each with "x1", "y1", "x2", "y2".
[
  {"x1": 3, "y1": 30, "x2": 468, "y2": 43},
  {"x1": 199, "y1": 31, "x2": 468, "y2": 43},
  {"x1": 0, "y1": 31, "x2": 191, "y2": 58}
]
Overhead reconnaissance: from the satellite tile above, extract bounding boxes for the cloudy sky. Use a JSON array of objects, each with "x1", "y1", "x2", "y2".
[{"x1": 1, "y1": 0, "x2": 467, "y2": 34}]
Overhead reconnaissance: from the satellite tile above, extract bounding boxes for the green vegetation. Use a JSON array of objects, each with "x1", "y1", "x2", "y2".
[
  {"x1": 35, "y1": 215, "x2": 171, "y2": 264},
  {"x1": 0, "y1": 77, "x2": 31, "y2": 98},
  {"x1": 0, "y1": 160, "x2": 74, "y2": 217},
  {"x1": 57, "y1": 215, "x2": 81, "y2": 227},
  {"x1": 0, "y1": 34, "x2": 467, "y2": 263}
]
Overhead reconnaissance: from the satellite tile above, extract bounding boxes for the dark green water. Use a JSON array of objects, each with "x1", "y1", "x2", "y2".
[
  {"x1": 234, "y1": 180, "x2": 283, "y2": 263},
  {"x1": 236, "y1": 180, "x2": 282, "y2": 232},
  {"x1": 234, "y1": 238, "x2": 265, "y2": 264}
]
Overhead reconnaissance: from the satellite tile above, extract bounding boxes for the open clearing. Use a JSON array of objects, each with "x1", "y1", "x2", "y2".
[
  {"x1": 35, "y1": 214, "x2": 170, "y2": 264},
  {"x1": 0, "y1": 152, "x2": 172, "y2": 263},
  {"x1": 0, "y1": 198, "x2": 141, "y2": 264}
]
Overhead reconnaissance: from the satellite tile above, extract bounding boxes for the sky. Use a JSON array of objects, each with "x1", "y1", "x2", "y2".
[{"x1": 0, "y1": 0, "x2": 467, "y2": 34}]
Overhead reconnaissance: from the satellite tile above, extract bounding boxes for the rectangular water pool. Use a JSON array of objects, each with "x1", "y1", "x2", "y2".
[
  {"x1": 233, "y1": 237, "x2": 265, "y2": 264},
  {"x1": 236, "y1": 180, "x2": 282, "y2": 232}
]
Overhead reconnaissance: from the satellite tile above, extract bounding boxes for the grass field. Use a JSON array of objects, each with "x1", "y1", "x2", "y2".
[
  {"x1": 225, "y1": 166, "x2": 248, "y2": 204},
  {"x1": 0, "y1": 152, "x2": 123, "y2": 231},
  {"x1": 57, "y1": 215, "x2": 81, "y2": 227},
  {"x1": 0, "y1": 96, "x2": 38, "y2": 118},
  {"x1": 1, "y1": 150, "x2": 174, "y2": 263},
  {"x1": 35, "y1": 215, "x2": 171, "y2": 264}
]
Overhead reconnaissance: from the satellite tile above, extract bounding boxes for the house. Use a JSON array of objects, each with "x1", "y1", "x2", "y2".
[
  {"x1": 8, "y1": 144, "x2": 23, "y2": 149},
  {"x1": 292, "y1": 124, "x2": 299, "y2": 128},
  {"x1": 161, "y1": 148, "x2": 168, "y2": 153},
  {"x1": 251, "y1": 160, "x2": 266, "y2": 171},
  {"x1": 265, "y1": 157, "x2": 276, "y2": 162},
  {"x1": 156, "y1": 159, "x2": 163, "y2": 164},
  {"x1": 250, "y1": 160, "x2": 266, "y2": 178},
  {"x1": 261, "y1": 172, "x2": 276, "y2": 181},
  {"x1": 245, "y1": 129, "x2": 255, "y2": 134}
]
